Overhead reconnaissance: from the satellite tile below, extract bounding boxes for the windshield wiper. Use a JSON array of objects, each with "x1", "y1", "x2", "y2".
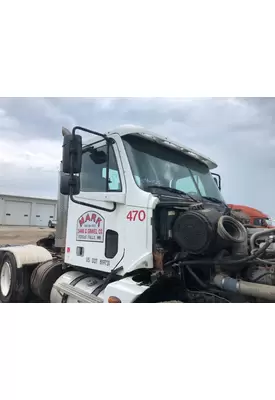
[
  {"x1": 145, "y1": 185, "x2": 199, "y2": 203},
  {"x1": 201, "y1": 196, "x2": 224, "y2": 204}
]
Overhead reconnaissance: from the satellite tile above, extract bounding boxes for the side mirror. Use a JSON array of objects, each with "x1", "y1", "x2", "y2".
[
  {"x1": 212, "y1": 173, "x2": 221, "y2": 190},
  {"x1": 60, "y1": 173, "x2": 80, "y2": 196},
  {"x1": 89, "y1": 149, "x2": 107, "y2": 164},
  {"x1": 62, "y1": 134, "x2": 82, "y2": 174}
]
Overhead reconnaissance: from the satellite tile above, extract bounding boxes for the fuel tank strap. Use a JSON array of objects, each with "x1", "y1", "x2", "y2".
[{"x1": 61, "y1": 273, "x2": 89, "y2": 303}]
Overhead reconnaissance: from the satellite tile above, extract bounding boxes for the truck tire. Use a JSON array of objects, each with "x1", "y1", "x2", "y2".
[
  {"x1": 30, "y1": 259, "x2": 64, "y2": 302},
  {"x1": 0, "y1": 252, "x2": 30, "y2": 303}
]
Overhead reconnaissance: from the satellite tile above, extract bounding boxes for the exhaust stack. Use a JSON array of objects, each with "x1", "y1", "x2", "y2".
[{"x1": 55, "y1": 126, "x2": 71, "y2": 249}]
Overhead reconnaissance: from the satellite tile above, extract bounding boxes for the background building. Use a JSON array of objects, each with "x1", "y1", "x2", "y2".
[{"x1": 0, "y1": 194, "x2": 57, "y2": 227}]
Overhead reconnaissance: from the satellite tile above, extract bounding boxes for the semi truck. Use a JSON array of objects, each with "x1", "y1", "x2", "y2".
[
  {"x1": 228, "y1": 204, "x2": 274, "y2": 228},
  {"x1": 1, "y1": 124, "x2": 275, "y2": 303}
]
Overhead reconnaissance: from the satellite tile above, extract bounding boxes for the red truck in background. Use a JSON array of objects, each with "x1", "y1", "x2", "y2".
[{"x1": 228, "y1": 204, "x2": 274, "y2": 228}]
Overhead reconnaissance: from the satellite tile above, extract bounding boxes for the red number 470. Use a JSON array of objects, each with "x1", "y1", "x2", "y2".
[{"x1": 126, "y1": 210, "x2": 146, "y2": 222}]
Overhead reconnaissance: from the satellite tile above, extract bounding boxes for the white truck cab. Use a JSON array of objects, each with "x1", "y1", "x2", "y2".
[
  {"x1": 63, "y1": 126, "x2": 224, "y2": 277},
  {"x1": 50, "y1": 125, "x2": 229, "y2": 303},
  {"x1": 1, "y1": 124, "x2": 240, "y2": 304}
]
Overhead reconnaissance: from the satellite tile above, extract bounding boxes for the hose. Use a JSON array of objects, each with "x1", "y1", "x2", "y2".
[
  {"x1": 218, "y1": 237, "x2": 273, "y2": 266},
  {"x1": 256, "y1": 258, "x2": 275, "y2": 266},
  {"x1": 217, "y1": 215, "x2": 247, "y2": 243},
  {"x1": 214, "y1": 273, "x2": 275, "y2": 301},
  {"x1": 250, "y1": 272, "x2": 273, "y2": 283},
  {"x1": 250, "y1": 228, "x2": 275, "y2": 251},
  {"x1": 165, "y1": 237, "x2": 274, "y2": 269}
]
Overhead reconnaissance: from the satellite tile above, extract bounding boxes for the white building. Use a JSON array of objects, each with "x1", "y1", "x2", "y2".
[{"x1": 0, "y1": 194, "x2": 57, "y2": 227}]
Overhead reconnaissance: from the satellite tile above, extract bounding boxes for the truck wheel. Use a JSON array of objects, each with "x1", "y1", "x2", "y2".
[
  {"x1": 30, "y1": 259, "x2": 64, "y2": 302},
  {"x1": 0, "y1": 252, "x2": 30, "y2": 303}
]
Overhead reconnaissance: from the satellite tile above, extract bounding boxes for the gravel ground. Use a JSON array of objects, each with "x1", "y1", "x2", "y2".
[{"x1": 0, "y1": 226, "x2": 55, "y2": 246}]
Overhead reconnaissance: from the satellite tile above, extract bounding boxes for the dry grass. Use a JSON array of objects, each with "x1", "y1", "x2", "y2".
[{"x1": 0, "y1": 226, "x2": 55, "y2": 246}]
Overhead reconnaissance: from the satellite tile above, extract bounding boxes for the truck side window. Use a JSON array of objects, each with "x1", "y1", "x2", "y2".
[
  {"x1": 80, "y1": 144, "x2": 122, "y2": 192},
  {"x1": 134, "y1": 175, "x2": 141, "y2": 185},
  {"x1": 102, "y1": 168, "x2": 121, "y2": 191}
]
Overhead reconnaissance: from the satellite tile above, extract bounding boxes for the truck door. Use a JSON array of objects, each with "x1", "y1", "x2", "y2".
[{"x1": 65, "y1": 139, "x2": 126, "y2": 273}]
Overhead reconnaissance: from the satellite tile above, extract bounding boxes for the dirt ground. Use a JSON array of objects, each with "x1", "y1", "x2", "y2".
[{"x1": 0, "y1": 226, "x2": 55, "y2": 246}]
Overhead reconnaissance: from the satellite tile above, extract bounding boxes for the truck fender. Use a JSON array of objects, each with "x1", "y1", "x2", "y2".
[
  {"x1": 0, "y1": 245, "x2": 53, "y2": 303},
  {"x1": 104, "y1": 277, "x2": 149, "y2": 303},
  {"x1": 0, "y1": 244, "x2": 52, "y2": 269}
]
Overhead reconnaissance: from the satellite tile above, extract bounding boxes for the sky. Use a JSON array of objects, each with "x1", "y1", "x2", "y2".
[{"x1": 0, "y1": 97, "x2": 274, "y2": 217}]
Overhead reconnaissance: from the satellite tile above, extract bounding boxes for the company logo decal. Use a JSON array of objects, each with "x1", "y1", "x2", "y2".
[{"x1": 76, "y1": 211, "x2": 105, "y2": 242}]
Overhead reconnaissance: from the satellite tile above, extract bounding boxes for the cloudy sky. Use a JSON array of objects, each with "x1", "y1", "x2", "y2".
[{"x1": 0, "y1": 97, "x2": 274, "y2": 217}]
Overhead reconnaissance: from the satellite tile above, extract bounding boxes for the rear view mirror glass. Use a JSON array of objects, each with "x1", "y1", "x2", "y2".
[
  {"x1": 60, "y1": 174, "x2": 80, "y2": 195},
  {"x1": 62, "y1": 134, "x2": 82, "y2": 174}
]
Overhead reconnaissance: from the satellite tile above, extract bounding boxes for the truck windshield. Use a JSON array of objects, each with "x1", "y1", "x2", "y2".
[{"x1": 123, "y1": 135, "x2": 225, "y2": 203}]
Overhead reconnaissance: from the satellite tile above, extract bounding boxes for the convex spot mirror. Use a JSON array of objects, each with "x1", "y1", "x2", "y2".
[{"x1": 60, "y1": 173, "x2": 80, "y2": 196}]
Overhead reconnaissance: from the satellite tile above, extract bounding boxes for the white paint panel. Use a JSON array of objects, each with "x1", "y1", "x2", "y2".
[
  {"x1": 4, "y1": 201, "x2": 31, "y2": 226},
  {"x1": 35, "y1": 203, "x2": 55, "y2": 227},
  {"x1": 0, "y1": 244, "x2": 52, "y2": 268}
]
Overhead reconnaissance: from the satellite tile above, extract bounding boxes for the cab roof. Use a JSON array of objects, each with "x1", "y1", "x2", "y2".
[
  {"x1": 228, "y1": 204, "x2": 269, "y2": 219},
  {"x1": 85, "y1": 125, "x2": 218, "y2": 170}
]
